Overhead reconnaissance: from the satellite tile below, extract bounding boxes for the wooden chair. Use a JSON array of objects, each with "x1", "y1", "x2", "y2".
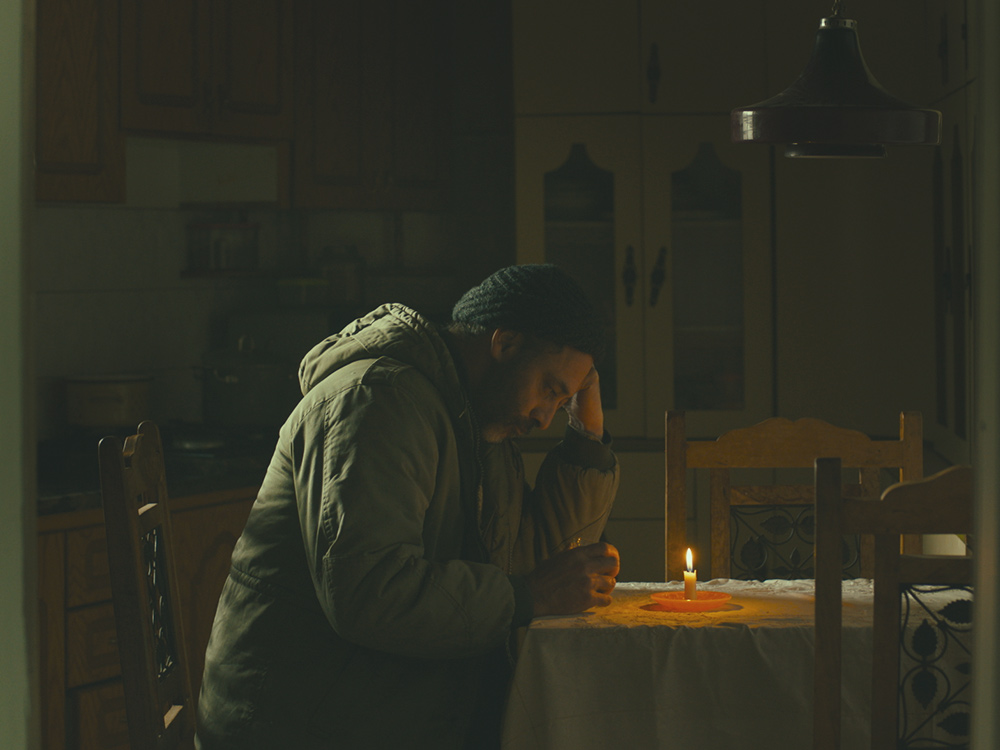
[
  {"x1": 99, "y1": 421, "x2": 196, "y2": 750},
  {"x1": 814, "y1": 458, "x2": 974, "y2": 750},
  {"x1": 664, "y1": 410, "x2": 922, "y2": 581}
]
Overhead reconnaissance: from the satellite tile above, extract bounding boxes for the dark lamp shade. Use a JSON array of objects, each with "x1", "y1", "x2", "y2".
[{"x1": 731, "y1": 17, "x2": 941, "y2": 158}]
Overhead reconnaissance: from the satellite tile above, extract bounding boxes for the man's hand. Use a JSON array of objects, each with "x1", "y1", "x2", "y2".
[
  {"x1": 564, "y1": 367, "x2": 604, "y2": 440},
  {"x1": 526, "y1": 542, "x2": 620, "y2": 616}
]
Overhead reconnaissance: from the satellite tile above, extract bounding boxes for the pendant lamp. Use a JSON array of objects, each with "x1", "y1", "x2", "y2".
[{"x1": 731, "y1": 1, "x2": 941, "y2": 157}]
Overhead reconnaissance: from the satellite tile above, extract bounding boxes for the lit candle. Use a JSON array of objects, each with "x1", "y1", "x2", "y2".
[{"x1": 684, "y1": 548, "x2": 697, "y2": 600}]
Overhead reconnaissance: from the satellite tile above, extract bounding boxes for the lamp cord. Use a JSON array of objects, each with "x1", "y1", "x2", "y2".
[{"x1": 830, "y1": 0, "x2": 844, "y2": 18}]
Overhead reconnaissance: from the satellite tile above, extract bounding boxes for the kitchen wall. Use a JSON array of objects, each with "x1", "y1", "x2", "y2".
[
  {"x1": 32, "y1": 0, "x2": 515, "y2": 443},
  {"x1": 33, "y1": 201, "x2": 272, "y2": 436},
  {"x1": 1, "y1": 0, "x2": 29, "y2": 742},
  {"x1": 31, "y1": 195, "x2": 491, "y2": 439}
]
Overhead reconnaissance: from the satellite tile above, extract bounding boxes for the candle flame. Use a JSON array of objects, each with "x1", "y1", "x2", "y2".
[{"x1": 686, "y1": 548, "x2": 693, "y2": 572}]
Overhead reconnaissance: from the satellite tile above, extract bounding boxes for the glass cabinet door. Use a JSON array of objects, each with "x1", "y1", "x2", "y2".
[
  {"x1": 642, "y1": 116, "x2": 773, "y2": 437},
  {"x1": 515, "y1": 116, "x2": 646, "y2": 437},
  {"x1": 516, "y1": 115, "x2": 772, "y2": 439}
]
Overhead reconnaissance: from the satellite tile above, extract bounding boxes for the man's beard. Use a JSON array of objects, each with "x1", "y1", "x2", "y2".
[{"x1": 471, "y1": 358, "x2": 536, "y2": 443}]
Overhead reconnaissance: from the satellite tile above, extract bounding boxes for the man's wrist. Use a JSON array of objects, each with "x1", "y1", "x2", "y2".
[{"x1": 566, "y1": 414, "x2": 603, "y2": 442}]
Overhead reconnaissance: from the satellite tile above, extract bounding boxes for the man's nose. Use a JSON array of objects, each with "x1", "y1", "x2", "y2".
[{"x1": 531, "y1": 403, "x2": 559, "y2": 431}]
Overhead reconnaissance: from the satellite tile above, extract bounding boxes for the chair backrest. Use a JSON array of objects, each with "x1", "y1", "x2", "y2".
[
  {"x1": 665, "y1": 410, "x2": 923, "y2": 581},
  {"x1": 814, "y1": 457, "x2": 973, "y2": 750},
  {"x1": 99, "y1": 421, "x2": 196, "y2": 750}
]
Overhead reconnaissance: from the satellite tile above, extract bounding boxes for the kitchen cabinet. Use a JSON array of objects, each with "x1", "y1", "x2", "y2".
[
  {"x1": 515, "y1": 114, "x2": 773, "y2": 439},
  {"x1": 120, "y1": 0, "x2": 294, "y2": 140},
  {"x1": 929, "y1": 85, "x2": 975, "y2": 464},
  {"x1": 512, "y1": 0, "x2": 767, "y2": 116},
  {"x1": 35, "y1": 0, "x2": 125, "y2": 202},
  {"x1": 37, "y1": 488, "x2": 256, "y2": 750},
  {"x1": 292, "y1": 0, "x2": 453, "y2": 210},
  {"x1": 924, "y1": 0, "x2": 975, "y2": 104}
]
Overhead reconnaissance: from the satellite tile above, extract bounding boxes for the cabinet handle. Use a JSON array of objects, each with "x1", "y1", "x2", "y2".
[
  {"x1": 649, "y1": 246, "x2": 667, "y2": 307},
  {"x1": 966, "y1": 243, "x2": 973, "y2": 318},
  {"x1": 622, "y1": 246, "x2": 637, "y2": 306},
  {"x1": 942, "y1": 244, "x2": 953, "y2": 309},
  {"x1": 202, "y1": 81, "x2": 219, "y2": 130},
  {"x1": 647, "y1": 43, "x2": 661, "y2": 105},
  {"x1": 937, "y1": 15, "x2": 949, "y2": 86}
]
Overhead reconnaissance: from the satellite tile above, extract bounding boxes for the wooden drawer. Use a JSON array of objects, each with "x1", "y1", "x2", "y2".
[
  {"x1": 39, "y1": 488, "x2": 258, "y2": 750},
  {"x1": 66, "y1": 526, "x2": 112, "y2": 607},
  {"x1": 70, "y1": 680, "x2": 129, "y2": 750},
  {"x1": 66, "y1": 603, "x2": 121, "y2": 688}
]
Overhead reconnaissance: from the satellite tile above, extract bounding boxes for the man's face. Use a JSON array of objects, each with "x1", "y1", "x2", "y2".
[{"x1": 473, "y1": 332, "x2": 595, "y2": 444}]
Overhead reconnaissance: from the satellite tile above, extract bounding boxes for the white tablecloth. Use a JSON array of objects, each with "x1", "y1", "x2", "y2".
[{"x1": 501, "y1": 579, "x2": 876, "y2": 750}]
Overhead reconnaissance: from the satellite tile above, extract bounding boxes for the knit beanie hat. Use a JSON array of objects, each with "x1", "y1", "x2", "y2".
[{"x1": 451, "y1": 264, "x2": 606, "y2": 361}]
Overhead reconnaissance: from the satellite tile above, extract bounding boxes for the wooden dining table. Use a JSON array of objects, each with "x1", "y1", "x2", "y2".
[{"x1": 500, "y1": 579, "x2": 876, "y2": 750}]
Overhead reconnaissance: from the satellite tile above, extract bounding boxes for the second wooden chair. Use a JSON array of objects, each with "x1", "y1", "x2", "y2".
[
  {"x1": 814, "y1": 458, "x2": 974, "y2": 750},
  {"x1": 664, "y1": 410, "x2": 923, "y2": 581}
]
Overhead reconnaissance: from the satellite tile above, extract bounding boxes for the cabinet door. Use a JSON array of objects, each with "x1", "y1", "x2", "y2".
[
  {"x1": 121, "y1": 0, "x2": 293, "y2": 138},
  {"x1": 640, "y1": 0, "x2": 767, "y2": 115},
  {"x1": 512, "y1": 0, "x2": 641, "y2": 115},
  {"x1": 120, "y1": 0, "x2": 213, "y2": 134},
  {"x1": 924, "y1": 0, "x2": 971, "y2": 104},
  {"x1": 294, "y1": 0, "x2": 451, "y2": 209},
  {"x1": 642, "y1": 116, "x2": 773, "y2": 438},
  {"x1": 171, "y1": 495, "x2": 254, "y2": 703},
  {"x1": 36, "y1": 0, "x2": 125, "y2": 202},
  {"x1": 73, "y1": 681, "x2": 129, "y2": 750},
  {"x1": 928, "y1": 87, "x2": 972, "y2": 463},
  {"x1": 211, "y1": 0, "x2": 294, "y2": 139},
  {"x1": 773, "y1": 142, "x2": 936, "y2": 439},
  {"x1": 515, "y1": 116, "x2": 646, "y2": 436}
]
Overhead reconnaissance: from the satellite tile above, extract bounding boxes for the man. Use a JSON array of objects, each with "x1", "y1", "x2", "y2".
[{"x1": 195, "y1": 264, "x2": 621, "y2": 749}]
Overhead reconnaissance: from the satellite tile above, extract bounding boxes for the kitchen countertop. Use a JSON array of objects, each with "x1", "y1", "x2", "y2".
[{"x1": 36, "y1": 423, "x2": 276, "y2": 515}]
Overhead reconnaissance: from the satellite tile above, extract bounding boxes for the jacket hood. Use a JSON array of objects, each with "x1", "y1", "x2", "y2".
[{"x1": 298, "y1": 304, "x2": 466, "y2": 416}]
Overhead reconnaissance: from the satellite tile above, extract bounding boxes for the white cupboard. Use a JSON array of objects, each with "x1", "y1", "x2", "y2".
[{"x1": 515, "y1": 114, "x2": 773, "y2": 439}]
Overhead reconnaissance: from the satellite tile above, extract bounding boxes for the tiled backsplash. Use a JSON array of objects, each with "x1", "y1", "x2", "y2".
[
  {"x1": 32, "y1": 206, "x2": 272, "y2": 437},
  {"x1": 31, "y1": 204, "x2": 463, "y2": 439}
]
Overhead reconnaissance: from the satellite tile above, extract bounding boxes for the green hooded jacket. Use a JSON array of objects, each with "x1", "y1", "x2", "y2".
[{"x1": 195, "y1": 304, "x2": 619, "y2": 749}]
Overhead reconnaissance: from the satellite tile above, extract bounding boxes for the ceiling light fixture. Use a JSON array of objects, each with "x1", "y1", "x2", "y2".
[{"x1": 731, "y1": 0, "x2": 941, "y2": 158}]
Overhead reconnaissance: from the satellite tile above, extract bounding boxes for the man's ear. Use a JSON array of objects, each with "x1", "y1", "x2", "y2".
[{"x1": 490, "y1": 329, "x2": 523, "y2": 362}]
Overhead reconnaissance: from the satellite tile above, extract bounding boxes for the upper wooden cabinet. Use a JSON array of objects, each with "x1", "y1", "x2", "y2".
[
  {"x1": 292, "y1": 0, "x2": 453, "y2": 210},
  {"x1": 512, "y1": 0, "x2": 767, "y2": 116},
  {"x1": 120, "y1": 0, "x2": 294, "y2": 140},
  {"x1": 35, "y1": 0, "x2": 125, "y2": 202}
]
